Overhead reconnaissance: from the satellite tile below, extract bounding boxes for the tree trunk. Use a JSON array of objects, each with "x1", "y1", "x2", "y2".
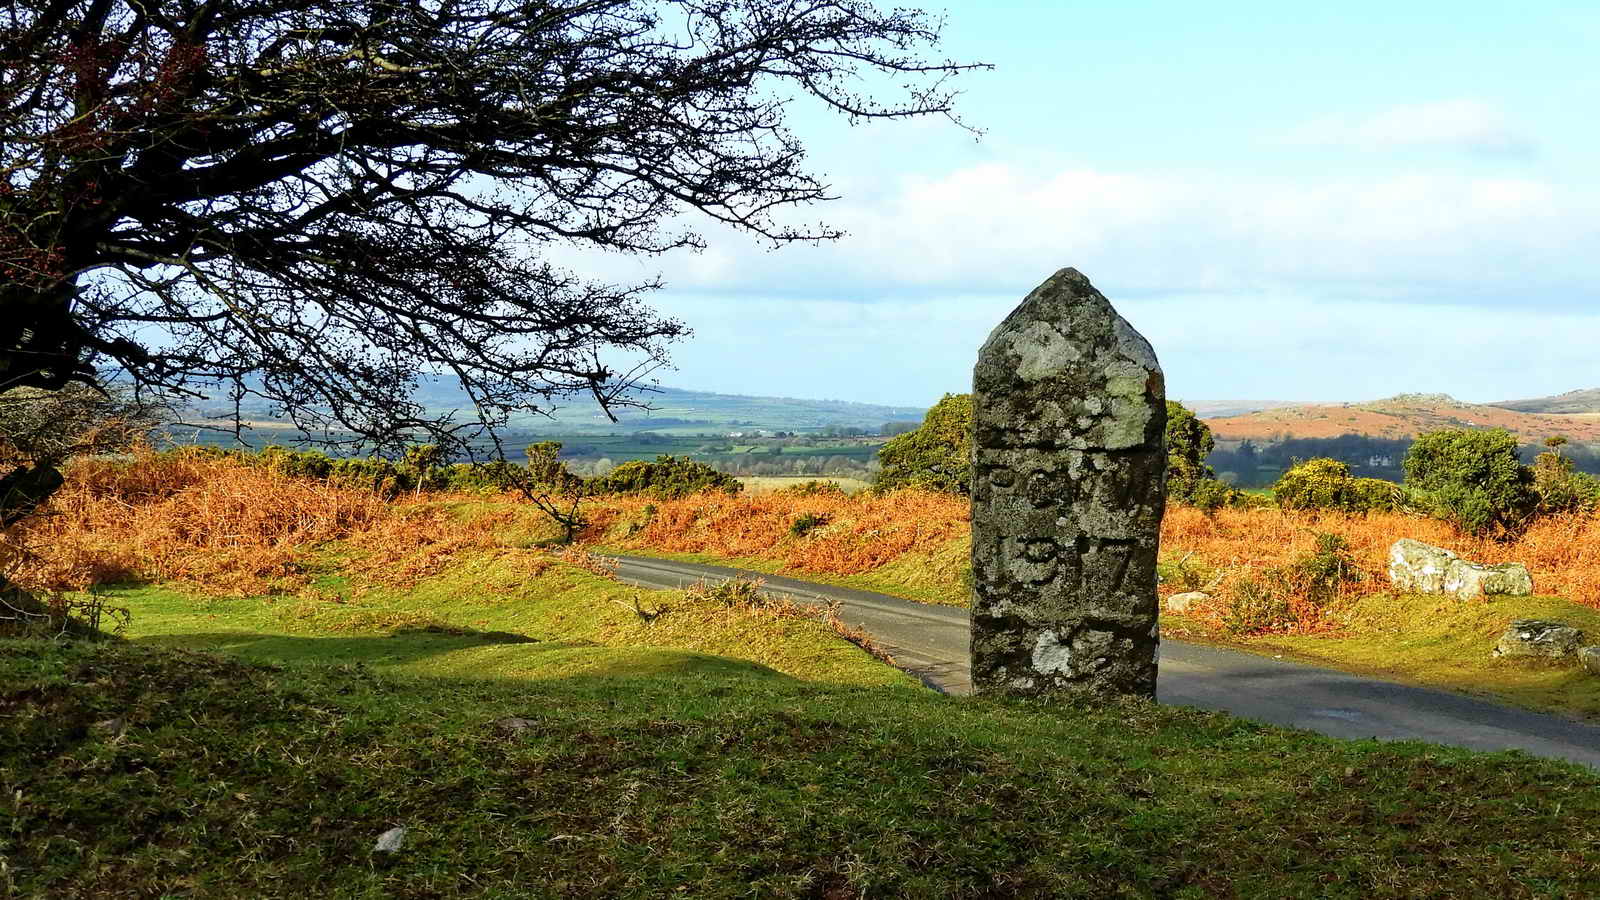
[{"x1": 1, "y1": 462, "x2": 65, "y2": 529}]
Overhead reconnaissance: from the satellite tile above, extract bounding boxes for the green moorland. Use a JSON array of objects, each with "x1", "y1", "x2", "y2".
[{"x1": 8, "y1": 543, "x2": 1600, "y2": 896}]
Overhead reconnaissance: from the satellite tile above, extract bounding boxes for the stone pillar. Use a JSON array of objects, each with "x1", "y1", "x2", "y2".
[{"x1": 970, "y1": 268, "x2": 1166, "y2": 700}]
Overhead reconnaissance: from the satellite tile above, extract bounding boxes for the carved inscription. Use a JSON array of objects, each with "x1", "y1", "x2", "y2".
[{"x1": 969, "y1": 268, "x2": 1166, "y2": 700}]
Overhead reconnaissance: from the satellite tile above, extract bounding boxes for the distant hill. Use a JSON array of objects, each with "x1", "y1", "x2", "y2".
[
  {"x1": 181, "y1": 377, "x2": 929, "y2": 437},
  {"x1": 1179, "y1": 399, "x2": 1311, "y2": 419},
  {"x1": 1204, "y1": 393, "x2": 1600, "y2": 444},
  {"x1": 1489, "y1": 388, "x2": 1600, "y2": 415},
  {"x1": 513, "y1": 385, "x2": 929, "y2": 433}
]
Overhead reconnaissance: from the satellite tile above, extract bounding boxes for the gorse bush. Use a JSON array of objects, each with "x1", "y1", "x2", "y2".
[
  {"x1": 789, "y1": 512, "x2": 829, "y2": 537},
  {"x1": 1403, "y1": 429, "x2": 1535, "y2": 536},
  {"x1": 197, "y1": 444, "x2": 525, "y2": 497},
  {"x1": 588, "y1": 455, "x2": 741, "y2": 499},
  {"x1": 1273, "y1": 458, "x2": 1401, "y2": 514},
  {"x1": 1162, "y1": 401, "x2": 1249, "y2": 512},
  {"x1": 1532, "y1": 448, "x2": 1600, "y2": 516},
  {"x1": 1164, "y1": 401, "x2": 1214, "y2": 499},
  {"x1": 874, "y1": 393, "x2": 973, "y2": 495},
  {"x1": 1283, "y1": 531, "x2": 1360, "y2": 606},
  {"x1": 778, "y1": 480, "x2": 847, "y2": 497},
  {"x1": 1221, "y1": 575, "x2": 1293, "y2": 635},
  {"x1": 1184, "y1": 476, "x2": 1239, "y2": 515}
]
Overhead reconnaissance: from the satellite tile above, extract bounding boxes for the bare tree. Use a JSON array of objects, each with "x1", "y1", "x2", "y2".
[
  {"x1": 0, "y1": 384, "x2": 164, "y2": 526},
  {"x1": 0, "y1": 0, "x2": 985, "y2": 514}
]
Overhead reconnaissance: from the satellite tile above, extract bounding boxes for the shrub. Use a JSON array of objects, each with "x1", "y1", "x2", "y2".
[
  {"x1": 1219, "y1": 531, "x2": 1359, "y2": 635},
  {"x1": 589, "y1": 455, "x2": 741, "y2": 499},
  {"x1": 1185, "y1": 477, "x2": 1237, "y2": 515},
  {"x1": 779, "y1": 480, "x2": 846, "y2": 497},
  {"x1": 444, "y1": 460, "x2": 523, "y2": 493},
  {"x1": 789, "y1": 512, "x2": 829, "y2": 537},
  {"x1": 1163, "y1": 402, "x2": 1255, "y2": 512},
  {"x1": 1403, "y1": 429, "x2": 1535, "y2": 536},
  {"x1": 1274, "y1": 458, "x2": 1400, "y2": 514},
  {"x1": 1222, "y1": 576, "x2": 1292, "y2": 635},
  {"x1": 1281, "y1": 531, "x2": 1360, "y2": 606},
  {"x1": 874, "y1": 393, "x2": 973, "y2": 495},
  {"x1": 1532, "y1": 449, "x2": 1600, "y2": 516},
  {"x1": 1165, "y1": 400, "x2": 1216, "y2": 501}
]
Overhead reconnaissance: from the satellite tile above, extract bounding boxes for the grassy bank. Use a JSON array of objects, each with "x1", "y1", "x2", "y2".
[
  {"x1": 1163, "y1": 591, "x2": 1600, "y2": 720},
  {"x1": 8, "y1": 635, "x2": 1600, "y2": 897},
  {"x1": 102, "y1": 547, "x2": 909, "y2": 689}
]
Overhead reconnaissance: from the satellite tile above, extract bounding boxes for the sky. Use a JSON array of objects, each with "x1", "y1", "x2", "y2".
[{"x1": 569, "y1": 0, "x2": 1600, "y2": 409}]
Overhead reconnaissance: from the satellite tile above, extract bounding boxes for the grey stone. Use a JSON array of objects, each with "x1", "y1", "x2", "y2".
[
  {"x1": 1580, "y1": 646, "x2": 1600, "y2": 676},
  {"x1": 1388, "y1": 538, "x2": 1532, "y2": 600},
  {"x1": 1491, "y1": 620, "x2": 1585, "y2": 659},
  {"x1": 373, "y1": 826, "x2": 407, "y2": 854},
  {"x1": 1166, "y1": 591, "x2": 1209, "y2": 614},
  {"x1": 90, "y1": 717, "x2": 127, "y2": 738},
  {"x1": 970, "y1": 268, "x2": 1165, "y2": 700}
]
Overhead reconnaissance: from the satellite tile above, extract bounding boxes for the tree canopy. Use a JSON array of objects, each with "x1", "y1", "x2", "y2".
[{"x1": 1, "y1": 0, "x2": 983, "y2": 456}]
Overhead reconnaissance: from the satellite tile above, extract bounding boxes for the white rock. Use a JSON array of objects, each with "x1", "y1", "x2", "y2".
[
  {"x1": 374, "y1": 826, "x2": 407, "y2": 854},
  {"x1": 1165, "y1": 591, "x2": 1209, "y2": 614},
  {"x1": 1388, "y1": 539, "x2": 1532, "y2": 600}
]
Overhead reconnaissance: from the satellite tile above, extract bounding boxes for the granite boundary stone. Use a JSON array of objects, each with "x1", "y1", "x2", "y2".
[{"x1": 969, "y1": 268, "x2": 1165, "y2": 700}]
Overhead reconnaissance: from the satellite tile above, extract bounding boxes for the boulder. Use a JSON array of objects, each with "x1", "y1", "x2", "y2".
[
  {"x1": 1580, "y1": 647, "x2": 1600, "y2": 676},
  {"x1": 1165, "y1": 591, "x2": 1208, "y2": 614},
  {"x1": 1388, "y1": 539, "x2": 1532, "y2": 600},
  {"x1": 1491, "y1": 620, "x2": 1585, "y2": 659}
]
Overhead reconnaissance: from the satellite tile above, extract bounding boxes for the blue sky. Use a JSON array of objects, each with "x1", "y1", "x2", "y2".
[{"x1": 575, "y1": 1, "x2": 1600, "y2": 408}]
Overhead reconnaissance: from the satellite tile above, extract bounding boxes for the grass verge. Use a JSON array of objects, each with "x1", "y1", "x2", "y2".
[
  {"x1": 102, "y1": 546, "x2": 911, "y2": 690},
  {"x1": 591, "y1": 541, "x2": 970, "y2": 608},
  {"x1": 1162, "y1": 591, "x2": 1600, "y2": 720},
  {"x1": 5, "y1": 638, "x2": 1600, "y2": 897}
]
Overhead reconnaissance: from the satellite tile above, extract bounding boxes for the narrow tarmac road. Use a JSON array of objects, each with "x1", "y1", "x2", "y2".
[{"x1": 612, "y1": 554, "x2": 1600, "y2": 769}]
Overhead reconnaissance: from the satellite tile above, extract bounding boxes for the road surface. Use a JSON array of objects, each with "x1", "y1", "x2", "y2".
[{"x1": 612, "y1": 554, "x2": 1600, "y2": 769}]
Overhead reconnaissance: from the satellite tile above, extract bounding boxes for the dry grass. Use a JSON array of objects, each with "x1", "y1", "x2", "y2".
[
  {"x1": 585, "y1": 488, "x2": 970, "y2": 575},
  {"x1": 12, "y1": 450, "x2": 1600, "y2": 636},
  {"x1": 1162, "y1": 506, "x2": 1600, "y2": 630},
  {"x1": 3, "y1": 448, "x2": 518, "y2": 597},
  {"x1": 5, "y1": 449, "x2": 386, "y2": 595},
  {"x1": 588, "y1": 484, "x2": 1600, "y2": 631}
]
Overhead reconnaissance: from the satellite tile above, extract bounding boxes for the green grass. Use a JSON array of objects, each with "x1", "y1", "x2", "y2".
[
  {"x1": 595, "y1": 540, "x2": 971, "y2": 608},
  {"x1": 103, "y1": 548, "x2": 910, "y2": 690},
  {"x1": 7, "y1": 637, "x2": 1600, "y2": 897},
  {"x1": 1190, "y1": 591, "x2": 1600, "y2": 720}
]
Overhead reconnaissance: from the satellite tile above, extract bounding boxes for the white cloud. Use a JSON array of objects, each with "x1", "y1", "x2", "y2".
[
  {"x1": 1281, "y1": 99, "x2": 1536, "y2": 156},
  {"x1": 647, "y1": 290, "x2": 1600, "y2": 408},
  {"x1": 557, "y1": 161, "x2": 1600, "y2": 309}
]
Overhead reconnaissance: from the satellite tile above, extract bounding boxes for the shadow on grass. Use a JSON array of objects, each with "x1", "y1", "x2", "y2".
[{"x1": 131, "y1": 628, "x2": 795, "y2": 683}]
